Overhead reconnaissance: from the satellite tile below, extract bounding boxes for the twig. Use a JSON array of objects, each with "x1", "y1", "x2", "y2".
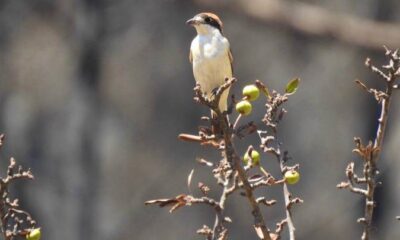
[
  {"x1": 282, "y1": 178, "x2": 295, "y2": 239},
  {"x1": 0, "y1": 135, "x2": 38, "y2": 240},
  {"x1": 361, "y1": 49, "x2": 399, "y2": 240},
  {"x1": 232, "y1": 114, "x2": 242, "y2": 131},
  {"x1": 338, "y1": 47, "x2": 400, "y2": 240},
  {"x1": 211, "y1": 180, "x2": 231, "y2": 240},
  {"x1": 207, "y1": 79, "x2": 272, "y2": 240},
  {"x1": 258, "y1": 87, "x2": 302, "y2": 240},
  {"x1": 147, "y1": 78, "x2": 275, "y2": 240},
  {"x1": 147, "y1": 75, "x2": 304, "y2": 240}
]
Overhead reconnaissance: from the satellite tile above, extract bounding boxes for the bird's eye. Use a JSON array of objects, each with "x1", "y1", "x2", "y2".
[{"x1": 205, "y1": 17, "x2": 211, "y2": 23}]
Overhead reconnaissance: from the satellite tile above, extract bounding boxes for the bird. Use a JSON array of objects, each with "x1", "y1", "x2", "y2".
[{"x1": 186, "y1": 12, "x2": 233, "y2": 115}]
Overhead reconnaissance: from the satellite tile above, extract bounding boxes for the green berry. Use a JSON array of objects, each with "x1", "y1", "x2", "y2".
[
  {"x1": 243, "y1": 150, "x2": 260, "y2": 166},
  {"x1": 235, "y1": 100, "x2": 252, "y2": 116},
  {"x1": 242, "y1": 85, "x2": 260, "y2": 101},
  {"x1": 26, "y1": 228, "x2": 41, "y2": 240},
  {"x1": 284, "y1": 170, "x2": 300, "y2": 185}
]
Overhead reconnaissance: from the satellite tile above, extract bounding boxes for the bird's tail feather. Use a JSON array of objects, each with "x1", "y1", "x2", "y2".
[{"x1": 210, "y1": 86, "x2": 230, "y2": 135}]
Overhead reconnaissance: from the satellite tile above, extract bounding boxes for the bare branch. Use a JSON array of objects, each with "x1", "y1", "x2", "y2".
[
  {"x1": 365, "y1": 58, "x2": 390, "y2": 81},
  {"x1": 147, "y1": 77, "x2": 302, "y2": 240},
  {"x1": 0, "y1": 137, "x2": 38, "y2": 240},
  {"x1": 258, "y1": 85, "x2": 301, "y2": 240},
  {"x1": 339, "y1": 47, "x2": 400, "y2": 240}
]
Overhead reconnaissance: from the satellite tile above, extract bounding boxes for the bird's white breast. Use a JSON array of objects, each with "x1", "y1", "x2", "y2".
[{"x1": 190, "y1": 32, "x2": 232, "y2": 96}]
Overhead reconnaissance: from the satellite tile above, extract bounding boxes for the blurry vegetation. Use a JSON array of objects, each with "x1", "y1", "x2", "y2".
[{"x1": 0, "y1": 0, "x2": 399, "y2": 239}]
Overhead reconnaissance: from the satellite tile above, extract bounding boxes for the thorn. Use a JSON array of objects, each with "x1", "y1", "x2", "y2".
[{"x1": 357, "y1": 217, "x2": 367, "y2": 224}]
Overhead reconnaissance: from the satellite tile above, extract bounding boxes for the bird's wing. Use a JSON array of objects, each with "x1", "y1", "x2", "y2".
[{"x1": 228, "y1": 48, "x2": 234, "y2": 74}]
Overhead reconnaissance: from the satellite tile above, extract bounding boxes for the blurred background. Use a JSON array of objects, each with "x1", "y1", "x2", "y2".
[{"x1": 0, "y1": 0, "x2": 400, "y2": 239}]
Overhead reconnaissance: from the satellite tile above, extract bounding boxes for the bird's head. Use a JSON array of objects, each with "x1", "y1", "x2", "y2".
[{"x1": 186, "y1": 12, "x2": 223, "y2": 35}]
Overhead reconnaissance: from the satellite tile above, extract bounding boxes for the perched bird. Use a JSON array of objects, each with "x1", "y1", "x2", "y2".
[{"x1": 186, "y1": 12, "x2": 233, "y2": 113}]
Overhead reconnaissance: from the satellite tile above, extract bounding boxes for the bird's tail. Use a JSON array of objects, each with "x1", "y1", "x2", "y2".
[
  {"x1": 211, "y1": 89, "x2": 229, "y2": 135},
  {"x1": 218, "y1": 87, "x2": 229, "y2": 113},
  {"x1": 211, "y1": 110, "x2": 221, "y2": 135}
]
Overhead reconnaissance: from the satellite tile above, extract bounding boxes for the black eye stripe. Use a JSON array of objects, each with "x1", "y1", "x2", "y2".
[{"x1": 203, "y1": 17, "x2": 222, "y2": 33}]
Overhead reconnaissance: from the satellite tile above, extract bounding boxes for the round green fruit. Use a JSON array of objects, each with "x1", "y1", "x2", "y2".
[
  {"x1": 284, "y1": 170, "x2": 300, "y2": 185},
  {"x1": 235, "y1": 100, "x2": 252, "y2": 116},
  {"x1": 242, "y1": 85, "x2": 260, "y2": 101},
  {"x1": 243, "y1": 150, "x2": 260, "y2": 166},
  {"x1": 26, "y1": 228, "x2": 41, "y2": 240}
]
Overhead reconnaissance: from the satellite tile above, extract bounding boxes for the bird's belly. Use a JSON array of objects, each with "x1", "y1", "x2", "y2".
[{"x1": 193, "y1": 55, "x2": 232, "y2": 95}]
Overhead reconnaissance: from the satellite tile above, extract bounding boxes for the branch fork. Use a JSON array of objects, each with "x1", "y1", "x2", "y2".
[{"x1": 147, "y1": 77, "x2": 302, "y2": 240}]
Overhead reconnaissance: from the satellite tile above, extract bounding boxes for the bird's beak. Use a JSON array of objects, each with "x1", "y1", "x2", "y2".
[{"x1": 186, "y1": 16, "x2": 201, "y2": 25}]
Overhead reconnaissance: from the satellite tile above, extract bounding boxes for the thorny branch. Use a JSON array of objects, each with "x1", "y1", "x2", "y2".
[
  {"x1": 148, "y1": 78, "x2": 270, "y2": 240},
  {"x1": 194, "y1": 78, "x2": 272, "y2": 240},
  {"x1": 0, "y1": 134, "x2": 38, "y2": 240},
  {"x1": 258, "y1": 81, "x2": 303, "y2": 240},
  {"x1": 337, "y1": 47, "x2": 400, "y2": 240},
  {"x1": 147, "y1": 77, "x2": 302, "y2": 240}
]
